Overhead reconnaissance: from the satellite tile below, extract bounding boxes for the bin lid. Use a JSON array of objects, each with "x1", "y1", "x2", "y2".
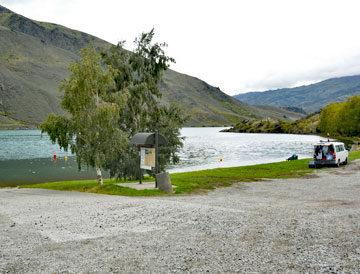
[{"x1": 130, "y1": 132, "x2": 167, "y2": 145}]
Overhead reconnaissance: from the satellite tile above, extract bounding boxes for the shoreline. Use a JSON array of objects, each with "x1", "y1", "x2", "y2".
[
  {"x1": 2, "y1": 149, "x2": 360, "y2": 191},
  {"x1": 0, "y1": 157, "x2": 110, "y2": 186},
  {"x1": 1, "y1": 159, "x2": 360, "y2": 272}
]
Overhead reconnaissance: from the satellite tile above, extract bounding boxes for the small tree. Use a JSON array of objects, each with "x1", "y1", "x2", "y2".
[
  {"x1": 42, "y1": 30, "x2": 187, "y2": 183},
  {"x1": 318, "y1": 95, "x2": 360, "y2": 137},
  {"x1": 338, "y1": 96, "x2": 360, "y2": 136},
  {"x1": 101, "y1": 29, "x2": 176, "y2": 133},
  {"x1": 318, "y1": 102, "x2": 344, "y2": 135},
  {"x1": 40, "y1": 46, "x2": 128, "y2": 184},
  {"x1": 101, "y1": 29, "x2": 187, "y2": 179}
]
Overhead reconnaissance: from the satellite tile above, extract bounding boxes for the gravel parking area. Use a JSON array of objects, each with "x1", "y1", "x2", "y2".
[{"x1": 1, "y1": 161, "x2": 360, "y2": 273}]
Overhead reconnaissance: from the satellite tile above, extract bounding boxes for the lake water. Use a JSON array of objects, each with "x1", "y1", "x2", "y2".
[
  {"x1": 0, "y1": 130, "x2": 73, "y2": 160},
  {"x1": 169, "y1": 127, "x2": 327, "y2": 173},
  {"x1": 0, "y1": 128, "x2": 327, "y2": 185}
]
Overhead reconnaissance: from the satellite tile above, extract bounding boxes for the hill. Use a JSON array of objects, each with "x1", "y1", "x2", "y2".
[
  {"x1": 0, "y1": 5, "x2": 303, "y2": 129},
  {"x1": 234, "y1": 75, "x2": 360, "y2": 113},
  {"x1": 222, "y1": 111, "x2": 320, "y2": 135}
]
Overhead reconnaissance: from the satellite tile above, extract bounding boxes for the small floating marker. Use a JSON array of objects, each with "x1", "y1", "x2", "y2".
[
  {"x1": 220, "y1": 158, "x2": 223, "y2": 162},
  {"x1": 65, "y1": 156, "x2": 68, "y2": 162},
  {"x1": 53, "y1": 153, "x2": 57, "y2": 159}
]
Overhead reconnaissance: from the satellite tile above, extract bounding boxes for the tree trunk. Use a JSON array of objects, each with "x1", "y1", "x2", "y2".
[{"x1": 96, "y1": 167, "x2": 103, "y2": 185}]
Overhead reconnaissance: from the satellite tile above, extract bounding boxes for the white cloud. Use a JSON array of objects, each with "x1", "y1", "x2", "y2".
[{"x1": 2, "y1": 0, "x2": 360, "y2": 95}]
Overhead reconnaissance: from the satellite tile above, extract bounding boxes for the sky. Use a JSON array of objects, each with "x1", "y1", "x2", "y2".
[{"x1": 1, "y1": 0, "x2": 360, "y2": 95}]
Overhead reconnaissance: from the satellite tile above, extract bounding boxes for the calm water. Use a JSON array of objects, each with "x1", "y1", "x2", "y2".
[
  {"x1": 0, "y1": 130, "x2": 72, "y2": 160},
  {"x1": 169, "y1": 127, "x2": 327, "y2": 173},
  {"x1": 0, "y1": 128, "x2": 327, "y2": 184}
]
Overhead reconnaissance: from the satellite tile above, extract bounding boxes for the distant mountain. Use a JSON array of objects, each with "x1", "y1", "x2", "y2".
[
  {"x1": 234, "y1": 75, "x2": 360, "y2": 113},
  {"x1": 0, "y1": 5, "x2": 303, "y2": 129}
]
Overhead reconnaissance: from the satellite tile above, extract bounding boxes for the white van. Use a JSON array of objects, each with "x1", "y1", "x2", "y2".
[{"x1": 312, "y1": 141, "x2": 348, "y2": 167}]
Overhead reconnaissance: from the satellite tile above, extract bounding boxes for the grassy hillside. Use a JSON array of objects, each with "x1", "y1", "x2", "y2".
[
  {"x1": 0, "y1": 5, "x2": 303, "y2": 129},
  {"x1": 0, "y1": 24, "x2": 73, "y2": 125},
  {"x1": 234, "y1": 75, "x2": 360, "y2": 113}
]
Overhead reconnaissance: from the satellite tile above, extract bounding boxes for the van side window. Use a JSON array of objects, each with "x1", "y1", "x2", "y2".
[
  {"x1": 336, "y1": 146, "x2": 340, "y2": 152},
  {"x1": 341, "y1": 145, "x2": 345, "y2": 151}
]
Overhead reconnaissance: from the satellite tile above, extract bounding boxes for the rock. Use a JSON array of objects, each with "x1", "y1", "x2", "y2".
[{"x1": 156, "y1": 172, "x2": 173, "y2": 193}]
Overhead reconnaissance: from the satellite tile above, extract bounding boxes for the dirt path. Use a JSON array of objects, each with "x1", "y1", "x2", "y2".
[{"x1": 1, "y1": 161, "x2": 360, "y2": 273}]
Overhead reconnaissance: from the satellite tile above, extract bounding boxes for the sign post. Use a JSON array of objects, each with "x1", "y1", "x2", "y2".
[
  {"x1": 130, "y1": 132, "x2": 167, "y2": 187},
  {"x1": 155, "y1": 131, "x2": 159, "y2": 188}
]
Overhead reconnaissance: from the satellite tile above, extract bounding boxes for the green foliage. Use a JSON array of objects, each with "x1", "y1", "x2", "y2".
[
  {"x1": 318, "y1": 96, "x2": 360, "y2": 136},
  {"x1": 41, "y1": 30, "x2": 187, "y2": 182},
  {"x1": 101, "y1": 29, "x2": 176, "y2": 133},
  {"x1": 40, "y1": 46, "x2": 129, "y2": 183},
  {"x1": 318, "y1": 102, "x2": 344, "y2": 135},
  {"x1": 339, "y1": 96, "x2": 360, "y2": 136},
  {"x1": 147, "y1": 103, "x2": 187, "y2": 171},
  {"x1": 101, "y1": 29, "x2": 187, "y2": 179}
]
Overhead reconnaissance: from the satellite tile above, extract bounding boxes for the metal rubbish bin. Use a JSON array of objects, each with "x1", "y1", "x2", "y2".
[{"x1": 156, "y1": 172, "x2": 173, "y2": 193}]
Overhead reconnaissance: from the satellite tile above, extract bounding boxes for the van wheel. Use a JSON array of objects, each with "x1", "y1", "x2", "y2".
[
  {"x1": 336, "y1": 160, "x2": 340, "y2": 167},
  {"x1": 344, "y1": 158, "x2": 348, "y2": 165}
]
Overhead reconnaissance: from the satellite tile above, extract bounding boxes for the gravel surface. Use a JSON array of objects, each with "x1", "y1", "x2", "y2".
[{"x1": 1, "y1": 161, "x2": 360, "y2": 273}]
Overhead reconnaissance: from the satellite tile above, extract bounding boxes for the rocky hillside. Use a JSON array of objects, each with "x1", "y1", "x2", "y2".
[
  {"x1": 222, "y1": 112, "x2": 320, "y2": 135},
  {"x1": 234, "y1": 75, "x2": 360, "y2": 113},
  {"x1": 0, "y1": 5, "x2": 303, "y2": 129}
]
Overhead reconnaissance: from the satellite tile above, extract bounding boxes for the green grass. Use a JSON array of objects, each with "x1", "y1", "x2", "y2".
[
  {"x1": 19, "y1": 150, "x2": 360, "y2": 196},
  {"x1": 20, "y1": 178, "x2": 164, "y2": 196},
  {"x1": 349, "y1": 149, "x2": 360, "y2": 162},
  {"x1": 170, "y1": 159, "x2": 312, "y2": 194}
]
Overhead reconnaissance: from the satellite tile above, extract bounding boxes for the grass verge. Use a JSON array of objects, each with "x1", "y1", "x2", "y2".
[
  {"x1": 20, "y1": 151, "x2": 360, "y2": 196},
  {"x1": 349, "y1": 149, "x2": 360, "y2": 162}
]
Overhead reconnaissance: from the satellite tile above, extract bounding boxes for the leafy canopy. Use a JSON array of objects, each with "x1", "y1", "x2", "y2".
[
  {"x1": 318, "y1": 95, "x2": 360, "y2": 136},
  {"x1": 101, "y1": 29, "x2": 187, "y2": 179},
  {"x1": 41, "y1": 29, "x2": 187, "y2": 182},
  {"x1": 41, "y1": 46, "x2": 128, "y2": 173}
]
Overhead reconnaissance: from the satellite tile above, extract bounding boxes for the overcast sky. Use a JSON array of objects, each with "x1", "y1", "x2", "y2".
[{"x1": 1, "y1": 0, "x2": 360, "y2": 95}]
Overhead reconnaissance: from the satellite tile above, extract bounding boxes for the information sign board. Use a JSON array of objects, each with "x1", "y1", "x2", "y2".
[{"x1": 140, "y1": 147, "x2": 155, "y2": 170}]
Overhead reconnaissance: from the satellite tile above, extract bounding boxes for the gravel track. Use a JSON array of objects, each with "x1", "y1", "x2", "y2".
[{"x1": 1, "y1": 161, "x2": 360, "y2": 273}]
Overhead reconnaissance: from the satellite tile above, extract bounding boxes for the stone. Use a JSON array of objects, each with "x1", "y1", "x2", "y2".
[{"x1": 156, "y1": 172, "x2": 173, "y2": 193}]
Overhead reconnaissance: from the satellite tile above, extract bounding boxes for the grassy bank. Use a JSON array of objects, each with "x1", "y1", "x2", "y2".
[
  {"x1": 348, "y1": 149, "x2": 360, "y2": 161},
  {"x1": 20, "y1": 151, "x2": 360, "y2": 196}
]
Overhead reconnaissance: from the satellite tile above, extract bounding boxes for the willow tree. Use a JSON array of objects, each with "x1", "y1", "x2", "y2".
[
  {"x1": 101, "y1": 28, "x2": 176, "y2": 134},
  {"x1": 40, "y1": 46, "x2": 128, "y2": 185},
  {"x1": 101, "y1": 29, "x2": 187, "y2": 178}
]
